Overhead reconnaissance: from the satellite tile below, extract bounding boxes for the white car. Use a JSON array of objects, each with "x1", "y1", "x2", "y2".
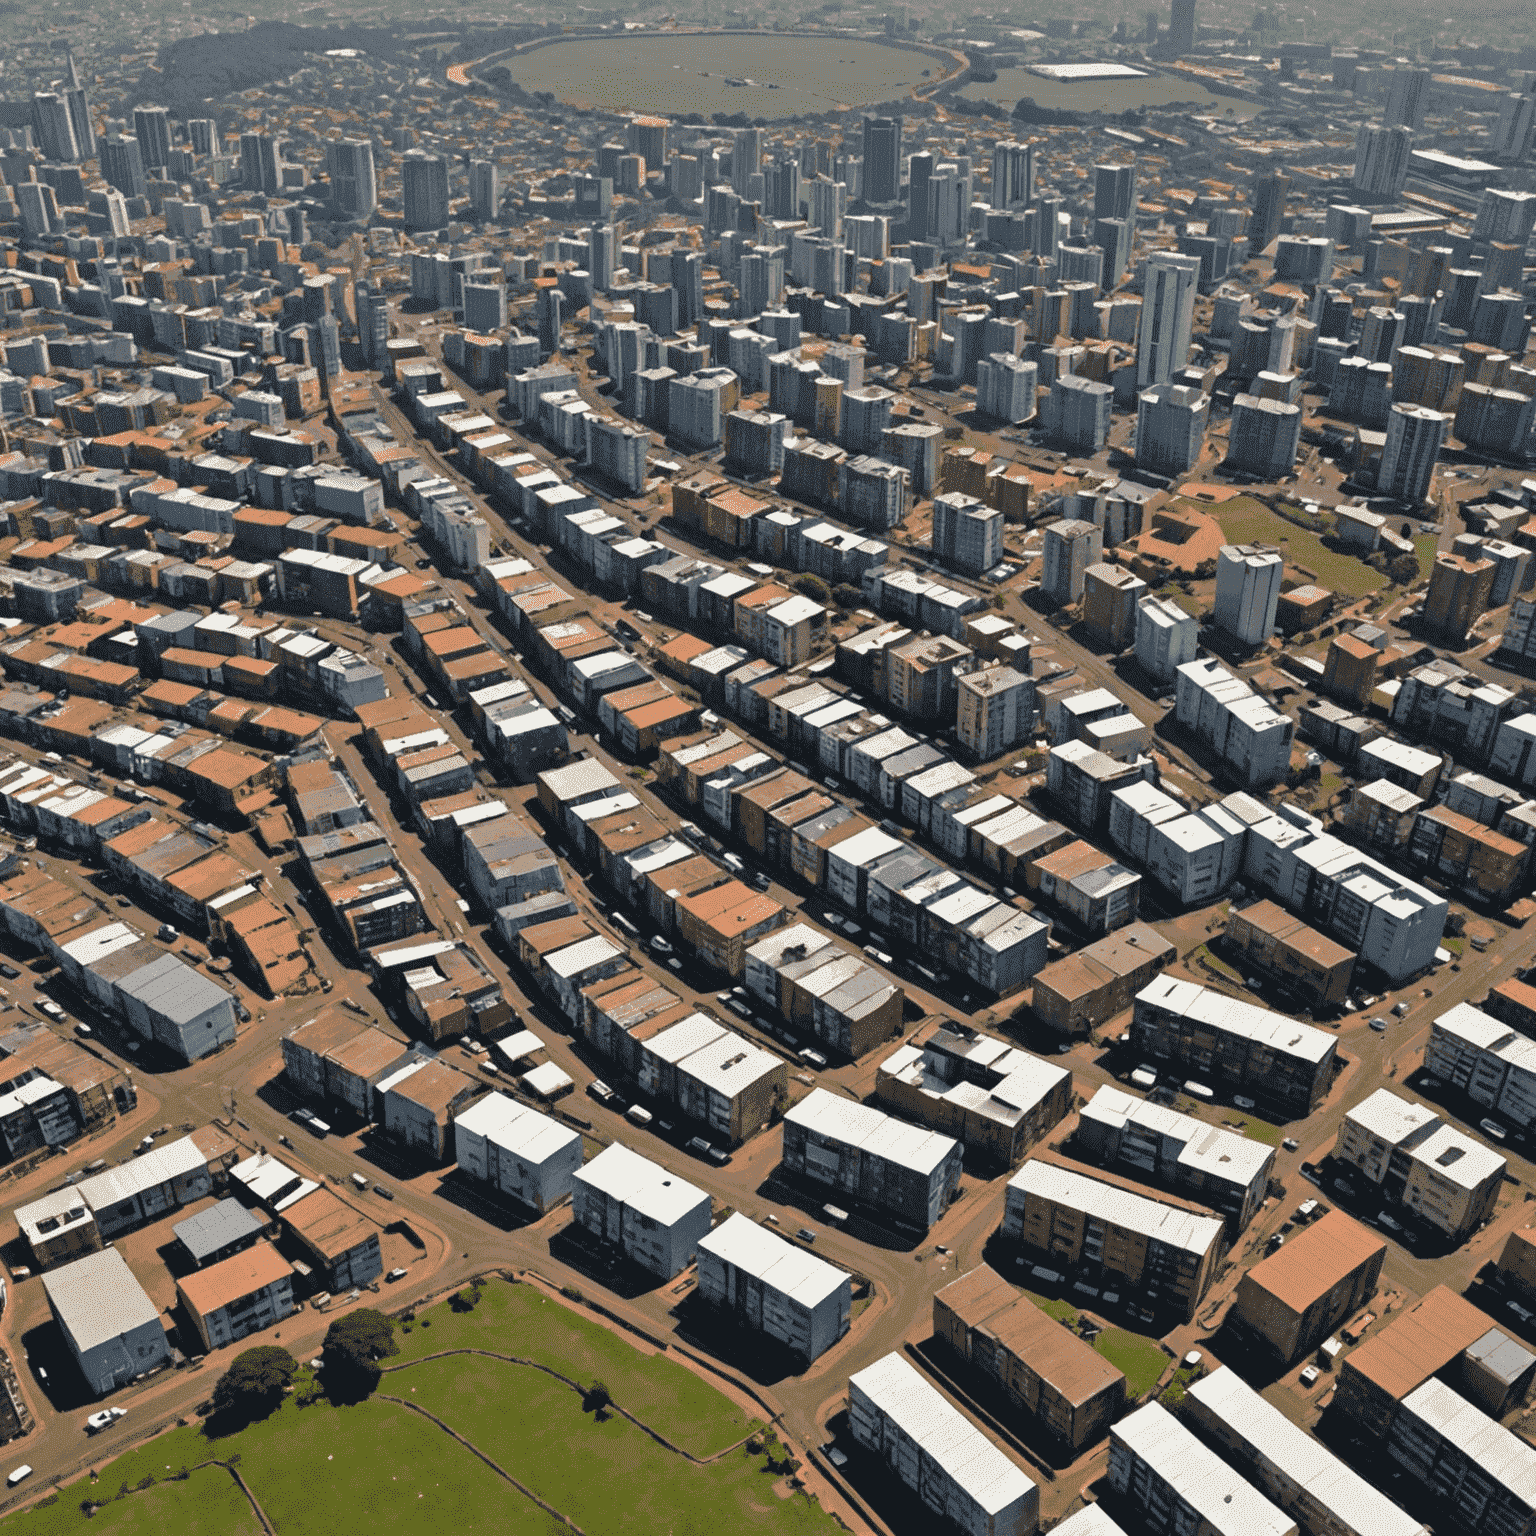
[
  {"x1": 85, "y1": 1408, "x2": 126, "y2": 1433},
  {"x1": 1299, "y1": 1366, "x2": 1320, "y2": 1388}
]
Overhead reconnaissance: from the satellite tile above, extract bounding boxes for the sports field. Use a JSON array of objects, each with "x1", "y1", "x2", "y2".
[{"x1": 7, "y1": 1280, "x2": 835, "y2": 1536}]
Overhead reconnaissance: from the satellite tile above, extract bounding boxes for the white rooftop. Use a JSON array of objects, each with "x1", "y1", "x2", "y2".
[
  {"x1": 699, "y1": 1212, "x2": 849, "y2": 1310},
  {"x1": 1009, "y1": 1160, "x2": 1224, "y2": 1260},
  {"x1": 575, "y1": 1142, "x2": 709, "y2": 1228}
]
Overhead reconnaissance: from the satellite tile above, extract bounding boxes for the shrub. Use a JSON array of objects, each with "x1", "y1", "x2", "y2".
[{"x1": 560, "y1": 1284, "x2": 584, "y2": 1302}]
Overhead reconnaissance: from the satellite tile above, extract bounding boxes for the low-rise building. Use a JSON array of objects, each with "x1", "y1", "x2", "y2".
[
  {"x1": 1029, "y1": 924, "x2": 1175, "y2": 1037},
  {"x1": 377, "y1": 1057, "x2": 481, "y2": 1161},
  {"x1": 176, "y1": 1241, "x2": 294, "y2": 1353},
  {"x1": 172, "y1": 1198, "x2": 266, "y2": 1270},
  {"x1": 1229, "y1": 1208, "x2": 1387, "y2": 1364},
  {"x1": 42, "y1": 1247, "x2": 171, "y2": 1394},
  {"x1": 1337, "y1": 1089, "x2": 1504, "y2": 1241},
  {"x1": 1131, "y1": 976, "x2": 1337, "y2": 1116},
  {"x1": 1002, "y1": 1158, "x2": 1225, "y2": 1321},
  {"x1": 1184, "y1": 1368, "x2": 1430, "y2": 1536},
  {"x1": 696, "y1": 1212, "x2": 851, "y2": 1363},
  {"x1": 847, "y1": 1352, "x2": 1039, "y2": 1536},
  {"x1": 781, "y1": 1087, "x2": 962, "y2": 1229},
  {"x1": 1076, "y1": 1085, "x2": 1274, "y2": 1230},
  {"x1": 875, "y1": 1021, "x2": 1070, "y2": 1166},
  {"x1": 934, "y1": 1263, "x2": 1126, "y2": 1452},
  {"x1": 571, "y1": 1142, "x2": 712, "y2": 1279},
  {"x1": 280, "y1": 1185, "x2": 383, "y2": 1292},
  {"x1": 1108, "y1": 1402, "x2": 1297, "y2": 1536},
  {"x1": 1223, "y1": 900, "x2": 1355, "y2": 1012},
  {"x1": 452, "y1": 1092, "x2": 584, "y2": 1212},
  {"x1": 1424, "y1": 1003, "x2": 1536, "y2": 1136}
]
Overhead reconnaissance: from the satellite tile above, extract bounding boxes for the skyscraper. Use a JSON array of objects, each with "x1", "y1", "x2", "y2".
[
  {"x1": 132, "y1": 105, "x2": 172, "y2": 170},
  {"x1": 672, "y1": 248, "x2": 705, "y2": 327},
  {"x1": 402, "y1": 151, "x2": 450, "y2": 233},
  {"x1": 16, "y1": 180, "x2": 61, "y2": 241},
  {"x1": 1249, "y1": 169, "x2": 1290, "y2": 252},
  {"x1": 1379, "y1": 404, "x2": 1447, "y2": 503},
  {"x1": 991, "y1": 141, "x2": 1035, "y2": 210},
  {"x1": 1472, "y1": 188, "x2": 1536, "y2": 246},
  {"x1": 101, "y1": 135, "x2": 147, "y2": 200},
  {"x1": 328, "y1": 138, "x2": 377, "y2": 220},
  {"x1": 907, "y1": 152, "x2": 932, "y2": 240},
  {"x1": 30, "y1": 93, "x2": 78, "y2": 164},
  {"x1": 1137, "y1": 252, "x2": 1201, "y2": 390},
  {"x1": 587, "y1": 223, "x2": 615, "y2": 293},
  {"x1": 809, "y1": 176, "x2": 846, "y2": 239},
  {"x1": 62, "y1": 50, "x2": 95, "y2": 161},
  {"x1": 626, "y1": 115, "x2": 669, "y2": 171},
  {"x1": 1492, "y1": 93, "x2": 1536, "y2": 162},
  {"x1": 240, "y1": 132, "x2": 285, "y2": 196},
  {"x1": 187, "y1": 118, "x2": 216, "y2": 157},
  {"x1": 1168, "y1": 0, "x2": 1197, "y2": 54},
  {"x1": 1353, "y1": 125, "x2": 1413, "y2": 201},
  {"x1": 731, "y1": 128, "x2": 763, "y2": 196},
  {"x1": 1136, "y1": 383, "x2": 1209, "y2": 475},
  {"x1": 862, "y1": 115, "x2": 902, "y2": 205},
  {"x1": 469, "y1": 159, "x2": 499, "y2": 222},
  {"x1": 1385, "y1": 68, "x2": 1431, "y2": 130},
  {"x1": 767, "y1": 157, "x2": 800, "y2": 221},
  {"x1": 538, "y1": 286, "x2": 564, "y2": 359},
  {"x1": 927, "y1": 161, "x2": 971, "y2": 245},
  {"x1": 1094, "y1": 162, "x2": 1138, "y2": 222}
]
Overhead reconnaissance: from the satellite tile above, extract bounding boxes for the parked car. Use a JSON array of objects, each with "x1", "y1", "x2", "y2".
[
  {"x1": 0, "y1": 964, "x2": 18, "y2": 980},
  {"x1": 1299, "y1": 1366, "x2": 1320, "y2": 1388},
  {"x1": 387, "y1": 1268, "x2": 409, "y2": 1282},
  {"x1": 796, "y1": 1227, "x2": 817, "y2": 1244},
  {"x1": 7, "y1": 1465, "x2": 32, "y2": 1487},
  {"x1": 1368, "y1": 1017, "x2": 1388, "y2": 1032},
  {"x1": 648, "y1": 936, "x2": 672, "y2": 955},
  {"x1": 1482, "y1": 1119, "x2": 1509, "y2": 1141},
  {"x1": 1376, "y1": 1211, "x2": 1403, "y2": 1233},
  {"x1": 1282, "y1": 1138, "x2": 1300, "y2": 1151},
  {"x1": 85, "y1": 1408, "x2": 126, "y2": 1433}
]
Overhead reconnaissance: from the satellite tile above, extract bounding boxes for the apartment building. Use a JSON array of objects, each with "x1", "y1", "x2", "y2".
[
  {"x1": 176, "y1": 1241, "x2": 294, "y2": 1353},
  {"x1": 1223, "y1": 900, "x2": 1355, "y2": 1011},
  {"x1": 42, "y1": 1248, "x2": 171, "y2": 1395},
  {"x1": 1184, "y1": 1368, "x2": 1430, "y2": 1536},
  {"x1": 847, "y1": 1352, "x2": 1039, "y2": 1536},
  {"x1": 781, "y1": 1087, "x2": 962, "y2": 1229},
  {"x1": 1175, "y1": 657, "x2": 1294, "y2": 789},
  {"x1": 1001, "y1": 1158, "x2": 1225, "y2": 1320},
  {"x1": 1108, "y1": 1403, "x2": 1297, "y2": 1536},
  {"x1": 1230, "y1": 1208, "x2": 1387, "y2": 1364},
  {"x1": 1336, "y1": 1089, "x2": 1504, "y2": 1241},
  {"x1": 1029, "y1": 924, "x2": 1175, "y2": 1037},
  {"x1": 696, "y1": 1212, "x2": 851, "y2": 1363},
  {"x1": 571, "y1": 1142, "x2": 712, "y2": 1280},
  {"x1": 934, "y1": 1263, "x2": 1126, "y2": 1452},
  {"x1": 876, "y1": 1021, "x2": 1071, "y2": 1165},
  {"x1": 1131, "y1": 976, "x2": 1337, "y2": 1116},
  {"x1": 1424, "y1": 1003, "x2": 1536, "y2": 1135},
  {"x1": 1076, "y1": 1085, "x2": 1274, "y2": 1230},
  {"x1": 451, "y1": 1092, "x2": 584, "y2": 1213}
]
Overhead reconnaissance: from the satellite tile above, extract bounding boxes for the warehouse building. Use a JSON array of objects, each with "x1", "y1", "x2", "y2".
[
  {"x1": 1230, "y1": 1208, "x2": 1386, "y2": 1364},
  {"x1": 876, "y1": 1021, "x2": 1071, "y2": 1165},
  {"x1": 176, "y1": 1241, "x2": 295, "y2": 1354},
  {"x1": 1334, "y1": 1286, "x2": 1536, "y2": 1441},
  {"x1": 1076, "y1": 1085, "x2": 1274, "y2": 1231},
  {"x1": 1109, "y1": 1402, "x2": 1297, "y2": 1536},
  {"x1": 1336, "y1": 1089, "x2": 1504, "y2": 1241},
  {"x1": 781, "y1": 1087, "x2": 963, "y2": 1229},
  {"x1": 1001, "y1": 1159, "x2": 1225, "y2": 1320},
  {"x1": 1384, "y1": 1377, "x2": 1536, "y2": 1536},
  {"x1": 1029, "y1": 924, "x2": 1174, "y2": 1037},
  {"x1": 1131, "y1": 977, "x2": 1337, "y2": 1116},
  {"x1": 42, "y1": 1247, "x2": 171, "y2": 1395},
  {"x1": 1184, "y1": 1368, "x2": 1430, "y2": 1536},
  {"x1": 696, "y1": 1212, "x2": 851, "y2": 1363},
  {"x1": 847, "y1": 1352, "x2": 1040, "y2": 1536},
  {"x1": 452, "y1": 1092, "x2": 584, "y2": 1213},
  {"x1": 571, "y1": 1142, "x2": 712, "y2": 1279},
  {"x1": 934, "y1": 1264, "x2": 1126, "y2": 1452}
]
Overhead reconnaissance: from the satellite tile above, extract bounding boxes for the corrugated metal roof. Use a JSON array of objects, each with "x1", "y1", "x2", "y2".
[
  {"x1": 1399, "y1": 1377, "x2": 1536, "y2": 1510},
  {"x1": 575, "y1": 1142, "x2": 709, "y2": 1227},
  {"x1": 699, "y1": 1212, "x2": 848, "y2": 1310},
  {"x1": 42, "y1": 1247, "x2": 162, "y2": 1354}
]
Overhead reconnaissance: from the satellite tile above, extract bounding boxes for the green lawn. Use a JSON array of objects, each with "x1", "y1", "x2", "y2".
[
  {"x1": 3, "y1": 1284, "x2": 815, "y2": 1536},
  {"x1": 9, "y1": 1467, "x2": 260, "y2": 1536},
  {"x1": 397, "y1": 1354, "x2": 830, "y2": 1536},
  {"x1": 1413, "y1": 533, "x2": 1437, "y2": 582},
  {"x1": 1192, "y1": 497, "x2": 1384, "y2": 599},
  {"x1": 1023, "y1": 1289, "x2": 1081, "y2": 1325},
  {"x1": 1228, "y1": 1115, "x2": 1283, "y2": 1146},
  {"x1": 393, "y1": 1279, "x2": 756, "y2": 1457},
  {"x1": 1093, "y1": 1328, "x2": 1169, "y2": 1399}
]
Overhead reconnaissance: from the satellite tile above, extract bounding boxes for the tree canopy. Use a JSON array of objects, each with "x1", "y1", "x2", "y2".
[
  {"x1": 322, "y1": 1309, "x2": 398, "y2": 1399},
  {"x1": 211, "y1": 1345, "x2": 298, "y2": 1421}
]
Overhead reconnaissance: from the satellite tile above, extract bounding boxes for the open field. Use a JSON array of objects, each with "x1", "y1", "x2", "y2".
[
  {"x1": 5, "y1": 1283, "x2": 823, "y2": 1536},
  {"x1": 1093, "y1": 1328, "x2": 1169, "y2": 1398},
  {"x1": 1192, "y1": 496, "x2": 1386, "y2": 599},
  {"x1": 500, "y1": 34, "x2": 939, "y2": 117}
]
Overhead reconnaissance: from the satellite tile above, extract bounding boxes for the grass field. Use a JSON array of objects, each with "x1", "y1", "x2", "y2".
[
  {"x1": 1192, "y1": 496, "x2": 1385, "y2": 599},
  {"x1": 1023, "y1": 1289, "x2": 1081, "y2": 1325},
  {"x1": 6, "y1": 1282, "x2": 825, "y2": 1536},
  {"x1": 393, "y1": 1279, "x2": 756, "y2": 1457},
  {"x1": 1093, "y1": 1329, "x2": 1169, "y2": 1398}
]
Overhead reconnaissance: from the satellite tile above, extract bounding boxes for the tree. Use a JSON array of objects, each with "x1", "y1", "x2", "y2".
[
  {"x1": 831, "y1": 583, "x2": 862, "y2": 611},
  {"x1": 211, "y1": 1346, "x2": 297, "y2": 1423},
  {"x1": 792, "y1": 573, "x2": 830, "y2": 603},
  {"x1": 322, "y1": 1309, "x2": 397, "y2": 1400}
]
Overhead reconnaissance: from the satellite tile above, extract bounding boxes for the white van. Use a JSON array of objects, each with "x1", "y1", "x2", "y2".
[
  {"x1": 7, "y1": 1465, "x2": 32, "y2": 1487},
  {"x1": 625, "y1": 1104, "x2": 653, "y2": 1128}
]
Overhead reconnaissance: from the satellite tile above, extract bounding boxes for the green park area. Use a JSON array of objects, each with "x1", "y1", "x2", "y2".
[
  {"x1": 1194, "y1": 496, "x2": 1388, "y2": 600},
  {"x1": 1021, "y1": 1293, "x2": 1169, "y2": 1399},
  {"x1": 6, "y1": 1280, "x2": 837, "y2": 1536}
]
